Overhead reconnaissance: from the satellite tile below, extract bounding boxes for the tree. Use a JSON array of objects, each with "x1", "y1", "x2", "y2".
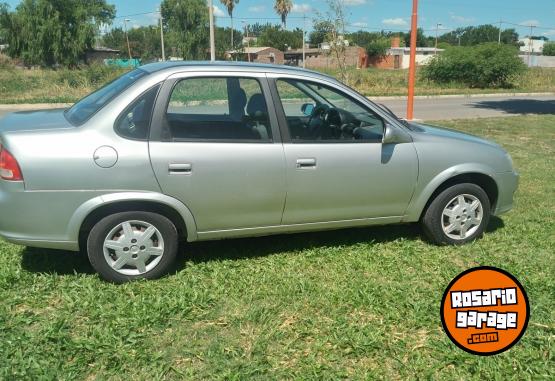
[
  {"x1": 543, "y1": 42, "x2": 555, "y2": 56},
  {"x1": 247, "y1": 22, "x2": 274, "y2": 37},
  {"x1": 310, "y1": 20, "x2": 334, "y2": 46},
  {"x1": 0, "y1": 2, "x2": 7, "y2": 45},
  {"x1": 314, "y1": 0, "x2": 349, "y2": 83},
  {"x1": 220, "y1": 0, "x2": 239, "y2": 49},
  {"x1": 347, "y1": 30, "x2": 391, "y2": 59},
  {"x1": 257, "y1": 25, "x2": 302, "y2": 50},
  {"x1": 161, "y1": 0, "x2": 209, "y2": 60},
  {"x1": 215, "y1": 26, "x2": 242, "y2": 59},
  {"x1": 274, "y1": 0, "x2": 292, "y2": 29},
  {"x1": 102, "y1": 26, "x2": 162, "y2": 62},
  {"x1": 402, "y1": 28, "x2": 430, "y2": 47},
  {"x1": 0, "y1": 0, "x2": 115, "y2": 66},
  {"x1": 439, "y1": 25, "x2": 519, "y2": 47},
  {"x1": 423, "y1": 43, "x2": 526, "y2": 88}
]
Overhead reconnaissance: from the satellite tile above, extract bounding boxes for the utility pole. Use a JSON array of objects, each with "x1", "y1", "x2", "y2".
[
  {"x1": 208, "y1": 0, "x2": 215, "y2": 61},
  {"x1": 302, "y1": 14, "x2": 306, "y2": 68},
  {"x1": 528, "y1": 25, "x2": 535, "y2": 67},
  {"x1": 498, "y1": 19, "x2": 502, "y2": 45},
  {"x1": 435, "y1": 23, "x2": 442, "y2": 54},
  {"x1": 158, "y1": 7, "x2": 165, "y2": 61},
  {"x1": 124, "y1": 18, "x2": 132, "y2": 60},
  {"x1": 242, "y1": 21, "x2": 250, "y2": 62},
  {"x1": 407, "y1": 0, "x2": 418, "y2": 121}
]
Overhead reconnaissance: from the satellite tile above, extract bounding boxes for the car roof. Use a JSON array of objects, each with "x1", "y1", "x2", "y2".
[{"x1": 139, "y1": 61, "x2": 340, "y2": 83}]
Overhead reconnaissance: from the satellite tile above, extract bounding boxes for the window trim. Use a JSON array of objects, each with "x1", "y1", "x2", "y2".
[
  {"x1": 271, "y1": 77, "x2": 385, "y2": 144},
  {"x1": 150, "y1": 74, "x2": 281, "y2": 144},
  {"x1": 113, "y1": 83, "x2": 162, "y2": 141}
]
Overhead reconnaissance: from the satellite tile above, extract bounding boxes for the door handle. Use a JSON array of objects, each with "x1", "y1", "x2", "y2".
[
  {"x1": 296, "y1": 158, "x2": 317, "y2": 169},
  {"x1": 168, "y1": 163, "x2": 192, "y2": 174}
]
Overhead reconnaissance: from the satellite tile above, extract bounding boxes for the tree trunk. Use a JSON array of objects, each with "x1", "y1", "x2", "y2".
[{"x1": 231, "y1": 15, "x2": 234, "y2": 49}]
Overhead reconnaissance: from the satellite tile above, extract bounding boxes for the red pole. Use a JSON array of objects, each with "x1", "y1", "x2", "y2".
[{"x1": 407, "y1": 0, "x2": 418, "y2": 120}]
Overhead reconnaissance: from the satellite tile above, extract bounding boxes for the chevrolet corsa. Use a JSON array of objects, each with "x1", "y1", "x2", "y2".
[{"x1": 0, "y1": 62, "x2": 518, "y2": 282}]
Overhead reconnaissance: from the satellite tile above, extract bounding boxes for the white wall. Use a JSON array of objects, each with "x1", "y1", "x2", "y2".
[{"x1": 401, "y1": 53, "x2": 437, "y2": 69}]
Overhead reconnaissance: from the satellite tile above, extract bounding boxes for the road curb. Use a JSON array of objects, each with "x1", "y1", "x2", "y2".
[
  {"x1": 367, "y1": 92, "x2": 555, "y2": 101},
  {"x1": 0, "y1": 103, "x2": 72, "y2": 111}
]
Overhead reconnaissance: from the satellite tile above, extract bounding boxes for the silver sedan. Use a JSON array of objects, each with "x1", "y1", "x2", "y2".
[{"x1": 0, "y1": 62, "x2": 518, "y2": 282}]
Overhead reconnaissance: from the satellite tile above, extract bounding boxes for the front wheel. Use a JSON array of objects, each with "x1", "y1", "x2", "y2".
[
  {"x1": 421, "y1": 183, "x2": 491, "y2": 245},
  {"x1": 87, "y1": 211, "x2": 178, "y2": 283}
]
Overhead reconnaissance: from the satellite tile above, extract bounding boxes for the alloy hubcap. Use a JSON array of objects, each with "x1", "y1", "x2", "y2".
[
  {"x1": 103, "y1": 220, "x2": 165, "y2": 276},
  {"x1": 441, "y1": 194, "x2": 483, "y2": 240}
]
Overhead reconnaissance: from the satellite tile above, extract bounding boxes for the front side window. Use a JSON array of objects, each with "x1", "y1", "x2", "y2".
[
  {"x1": 276, "y1": 79, "x2": 384, "y2": 142},
  {"x1": 164, "y1": 77, "x2": 272, "y2": 141},
  {"x1": 65, "y1": 69, "x2": 148, "y2": 126}
]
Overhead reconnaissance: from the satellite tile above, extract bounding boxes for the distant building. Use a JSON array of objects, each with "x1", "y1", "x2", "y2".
[
  {"x1": 226, "y1": 47, "x2": 284, "y2": 65},
  {"x1": 85, "y1": 47, "x2": 120, "y2": 64},
  {"x1": 369, "y1": 37, "x2": 443, "y2": 69},
  {"x1": 284, "y1": 46, "x2": 364, "y2": 69},
  {"x1": 518, "y1": 38, "x2": 545, "y2": 54},
  {"x1": 242, "y1": 36, "x2": 258, "y2": 45}
]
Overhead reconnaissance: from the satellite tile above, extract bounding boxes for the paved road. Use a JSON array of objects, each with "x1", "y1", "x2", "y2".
[
  {"x1": 375, "y1": 94, "x2": 555, "y2": 120},
  {"x1": 1, "y1": 94, "x2": 554, "y2": 121}
]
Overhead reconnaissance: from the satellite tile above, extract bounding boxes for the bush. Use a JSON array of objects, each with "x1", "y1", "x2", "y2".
[
  {"x1": 0, "y1": 53, "x2": 14, "y2": 69},
  {"x1": 423, "y1": 43, "x2": 526, "y2": 88},
  {"x1": 543, "y1": 42, "x2": 555, "y2": 56}
]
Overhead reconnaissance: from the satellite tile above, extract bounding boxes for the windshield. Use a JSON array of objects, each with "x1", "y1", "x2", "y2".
[{"x1": 65, "y1": 69, "x2": 148, "y2": 126}]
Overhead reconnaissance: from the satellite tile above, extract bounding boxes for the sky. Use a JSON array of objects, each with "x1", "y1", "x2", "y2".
[{"x1": 4, "y1": 0, "x2": 555, "y2": 38}]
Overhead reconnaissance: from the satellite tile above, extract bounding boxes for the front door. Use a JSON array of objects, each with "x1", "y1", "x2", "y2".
[
  {"x1": 272, "y1": 77, "x2": 418, "y2": 225},
  {"x1": 149, "y1": 73, "x2": 286, "y2": 232}
]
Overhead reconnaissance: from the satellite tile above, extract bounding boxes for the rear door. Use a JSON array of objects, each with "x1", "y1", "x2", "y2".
[{"x1": 149, "y1": 72, "x2": 286, "y2": 232}]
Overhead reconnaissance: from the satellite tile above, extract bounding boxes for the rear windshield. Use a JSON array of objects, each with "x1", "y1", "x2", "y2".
[{"x1": 65, "y1": 69, "x2": 148, "y2": 126}]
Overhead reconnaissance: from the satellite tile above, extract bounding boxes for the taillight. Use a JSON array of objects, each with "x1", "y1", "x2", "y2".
[{"x1": 0, "y1": 144, "x2": 23, "y2": 181}]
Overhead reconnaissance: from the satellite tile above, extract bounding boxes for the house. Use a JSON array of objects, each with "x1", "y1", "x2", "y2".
[
  {"x1": 226, "y1": 47, "x2": 284, "y2": 65},
  {"x1": 284, "y1": 46, "x2": 365, "y2": 69},
  {"x1": 369, "y1": 37, "x2": 443, "y2": 69},
  {"x1": 518, "y1": 38, "x2": 545, "y2": 54},
  {"x1": 85, "y1": 47, "x2": 120, "y2": 64}
]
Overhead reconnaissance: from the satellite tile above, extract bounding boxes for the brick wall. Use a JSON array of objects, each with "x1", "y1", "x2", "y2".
[
  {"x1": 253, "y1": 48, "x2": 285, "y2": 65},
  {"x1": 305, "y1": 46, "x2": 364, "y2": 69}
]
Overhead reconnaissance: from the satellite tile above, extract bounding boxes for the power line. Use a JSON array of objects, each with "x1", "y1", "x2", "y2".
[{"x1": 109, "y1": 11, "x2": 555, "y2": 35}]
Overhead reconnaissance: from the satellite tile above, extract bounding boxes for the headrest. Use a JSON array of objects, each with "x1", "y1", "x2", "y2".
[{"x1": 246, "y1": 93, "x2": 268, "y2": 118}]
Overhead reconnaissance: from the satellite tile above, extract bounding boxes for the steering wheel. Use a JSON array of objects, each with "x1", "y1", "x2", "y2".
[
  {"x1": 307, "y1": 104, "x2": 344, "y2": 139},
  {"x1": 307, "y1": 104, "x2": 328, "y2": 126}
]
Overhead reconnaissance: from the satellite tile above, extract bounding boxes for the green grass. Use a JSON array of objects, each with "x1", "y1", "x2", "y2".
[
  {"x1": 0, "y1": 115, "x2": 554, "y2": 379},
  {"x1": 1, "y1": 64, "x2": 554, "y2": 104},
  {"x1": 0, "y1": 65, "x2": 129, "y2": 104},
  {"x1": 318, "y1": 67, "x2": 555, "y2": 97}
]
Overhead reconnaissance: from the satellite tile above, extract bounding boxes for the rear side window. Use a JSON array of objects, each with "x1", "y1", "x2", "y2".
[
  {"x1": 65, "y1": 69, "x2": 148, "y2": 126},
  {"x1": 115, "y1": 84, "x2": 160, "y2": 140},
  {"x1": 164, "y1": 77, "x2": 272, "y2": 142}
]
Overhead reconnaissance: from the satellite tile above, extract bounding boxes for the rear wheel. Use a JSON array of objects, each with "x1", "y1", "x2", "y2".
[
  {"x1": 422, "y1": 183, "x2": 491, "y2": 245},
  {"x1": 87, "y1": 211, "x2": 178, "y2": 283}
]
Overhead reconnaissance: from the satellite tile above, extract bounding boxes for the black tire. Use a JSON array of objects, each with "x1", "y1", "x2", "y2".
[
  {"x1": 87, "y1": 211, "x2": 178, "y2": 283},
  {"x1": 421, "y1": 183, "x2": 491, "y2": 245}
]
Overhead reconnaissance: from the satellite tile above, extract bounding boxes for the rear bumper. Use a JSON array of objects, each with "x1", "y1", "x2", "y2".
[
  {"x1": 493, "y1": 170, "x2": 519, "y2": 216},
  {"x1": 0, "y1": 180, "x2": 98, "y2": 251}
]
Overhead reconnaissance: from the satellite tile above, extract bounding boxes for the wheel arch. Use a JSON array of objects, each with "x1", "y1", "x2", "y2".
[
  {"x1": 67, "y1": 193, "x2": 198, "y2": 251},
  {"x1": 404, "y1": 165, "x2": 499, "y2": 222}
]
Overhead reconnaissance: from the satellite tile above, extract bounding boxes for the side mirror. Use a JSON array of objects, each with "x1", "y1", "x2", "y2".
[
  {"x1": 382, "y1": 123, "x2": 412, "y2": 144},
  {"x1": 301, "y1": 103, "x2": 315, "y2": 116}
]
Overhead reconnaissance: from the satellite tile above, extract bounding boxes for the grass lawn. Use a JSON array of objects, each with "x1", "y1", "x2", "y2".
[
  {"x1": 1, "y1": 65, "x2": 554, "y2": 104},
  {"x1": 0, "y1": 115, "x2": 554, "y2": 379},
  {"x1": 317, "y1": 67, "x2": 555, "y2": 97}
]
